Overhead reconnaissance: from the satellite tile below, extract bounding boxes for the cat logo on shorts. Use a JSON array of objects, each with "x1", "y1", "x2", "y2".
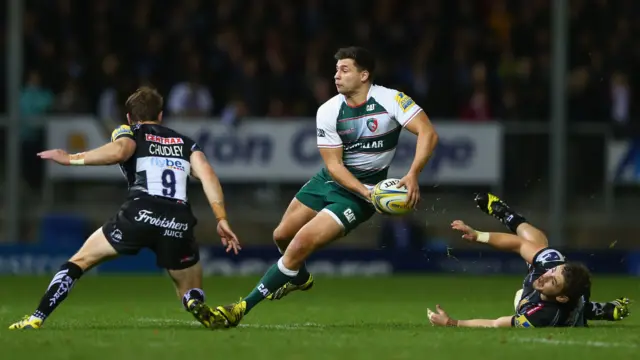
[
  {"x1": 367, "y1": 118, "x2": 378, "y2": 132},
  {"x1": 343, "y1": 208, "x2": 356, "y2": 223}
]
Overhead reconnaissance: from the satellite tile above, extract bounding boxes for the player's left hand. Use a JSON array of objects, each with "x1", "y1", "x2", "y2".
[
  {"x1": 37, "y1": 149, "x2": 71, "y2": 165},
  {"x1": 397, "y1": 173, "x2": 420, "y2": 208},
  {"x1": 427, "y1": 304, "x2": 452, "y2": 327},
  {"x1": 451, "y1": 220, "x2": 478, "y2": 242},
  {"x1": 217, "y1": 219, "x2": 242, "y2": 255}
]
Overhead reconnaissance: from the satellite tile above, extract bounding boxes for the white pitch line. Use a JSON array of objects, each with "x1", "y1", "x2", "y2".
[
  {"x1": 517, "y1": 337, "x2": 637, "y2": 349},
  {"x1": 138, "y1": 318, "x2": 324, "y2": 330}
]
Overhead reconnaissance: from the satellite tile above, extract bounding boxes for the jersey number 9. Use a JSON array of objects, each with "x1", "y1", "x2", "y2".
[{"x1": 162, "y1": 169, "x2": 176, "y2": 197}]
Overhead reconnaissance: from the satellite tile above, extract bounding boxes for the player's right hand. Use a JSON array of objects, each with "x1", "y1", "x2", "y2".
[
  {"x1": 367, "y1": 189, "x2": 384, "y2": 213},
  {"x1": 217, "y1": 219, "x2": 242, "y2": 255},
  {"x1": 451, "y1": 220, "x2": 478, "y2": 242},
  {"x1": 38, "y1": 149, "x2": 71, "y2": 165}
]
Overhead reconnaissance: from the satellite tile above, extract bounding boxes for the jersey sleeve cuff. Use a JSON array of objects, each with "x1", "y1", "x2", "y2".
[
  {"x1": 401, "y1": 108, "x2": 423, "y2": 127},
  {"x1": 317, "y1": 144, "x2": 343, "y2": 148}
]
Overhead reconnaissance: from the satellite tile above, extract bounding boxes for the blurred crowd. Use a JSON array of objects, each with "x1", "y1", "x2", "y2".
[{"x1": 0, "y1": 0, "x2": 638, "y2": 124}]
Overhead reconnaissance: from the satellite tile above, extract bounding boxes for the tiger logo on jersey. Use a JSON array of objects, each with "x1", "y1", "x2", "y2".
[{"x1": 367, "y1": 118, "x2": 378, "y2": 132}]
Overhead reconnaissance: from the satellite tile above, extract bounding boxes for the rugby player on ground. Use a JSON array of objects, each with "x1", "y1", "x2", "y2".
[
  {"x1": 209, "y1": 46, "x2": 440, "y2": 328},
  {"x1": 9, "y1": 87, "x2": 240, "y2": 330},
  {"x1": 427, "y1": 193, "x2": 630, "y2": 328}
]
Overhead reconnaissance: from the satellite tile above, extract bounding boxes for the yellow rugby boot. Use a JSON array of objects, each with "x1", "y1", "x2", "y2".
[
  {"x1": 186, "y1": 299, "x2": 227, "y2": 329},
  {"x1": 216, "y1": 299, "x2": 247, "y2": 328},
  {"x1": 8, "y1": 315, "x2": 43, "y2": 330},
  {"x1": 267, "y1": 275, "x2": 314, "y2": 301}
]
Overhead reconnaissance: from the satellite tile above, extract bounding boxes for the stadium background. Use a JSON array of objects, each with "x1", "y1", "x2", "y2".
[{"x1": 1, "y1": 0, "x2": 639, "y2": 277}]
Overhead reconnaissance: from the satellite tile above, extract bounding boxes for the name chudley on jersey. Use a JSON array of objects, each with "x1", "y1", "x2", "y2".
[
  {"x1": 134, "y1": 209, "x2": 189, "y2": 238},
  {"x1": 146, "y1": 133, "x2": 185, "y2": 157}
]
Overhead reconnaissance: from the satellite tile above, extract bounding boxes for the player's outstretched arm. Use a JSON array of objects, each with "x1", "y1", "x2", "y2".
[
  {"x1": 37, "y1": 138, "x2": 136, "y2": 166},
  {"x1": 451, "y1": 220, "x2": 543, "y2": 264},
  {"x1": 319, "y1": 147, "x2": 371, "y2": 200},
  {"x1": 190, "y1": 150, "x2": 241, "y2": 254},
  {"x1": 428, "y1": 305, "x2": 513, "y2": 328}
]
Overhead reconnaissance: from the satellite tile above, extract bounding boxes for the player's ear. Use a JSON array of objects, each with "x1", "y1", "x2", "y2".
[
  {"x1": 360, "y1": 70, "x2": 370, "y2": 83},
  {"x1": 158, "y1": 111, "x2": 163, "y2": 122},
  {"x1": 126, "y1": 113, "x2": 132, "y2": 125},
  {"x1": 556, "y1": 295, "x2": 569, "y2": 303}
]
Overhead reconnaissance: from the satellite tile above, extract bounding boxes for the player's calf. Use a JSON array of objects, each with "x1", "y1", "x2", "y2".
[
  {"x1": 273, "y1": 227, "x2": 312, "y2": 287},
  {"x1": 9, "y1": 228, "x2": 117, "y2": 329},
  {"x1": 223, "y1": 211, "x2": 343, "y2": 322},
  {"x1": 168, "y1": 263, "x2": 221, "y2": 329}
]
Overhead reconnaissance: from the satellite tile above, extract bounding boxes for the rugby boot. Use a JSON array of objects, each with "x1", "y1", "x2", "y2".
[
  {"x1": 8, "y1": 315, "x2": 42, "y2": 330},
  {"x1": 474, "y1": 193, "x2": 526, "y2": 233},
  {"x1": 215, "y1": 298, "x2": 247, "y2": 328},
  {"x1": 267, "y1": 274, "x2": 314, "y2": 300},
  {"x1": 605, "y1": 297, "x2": 630, "y2": 321},
  {"x1": 186, "y1": 299, "x2": 227, "y2": 329}
]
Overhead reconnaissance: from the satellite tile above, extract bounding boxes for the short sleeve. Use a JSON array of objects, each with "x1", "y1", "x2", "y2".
[
  {"x1": 111, "y1": 125, "x2": 134, "y2": 142},
  {"x1": 389, "y1": 91, "x2": 423, "y2": 127},
  {"x1": 316, "y1": 103, "x2": 342, "y2": 148},
  {"x1": 183, "y1": 136, "x2": 202, "y2": 154},
  {"x1": 513, "y1": 303, "x2": 558, "y2": 328}
]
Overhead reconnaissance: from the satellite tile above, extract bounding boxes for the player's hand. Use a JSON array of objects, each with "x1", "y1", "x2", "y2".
[
  {"x1": 37, "y1": 149, "x2": 71, "y2": 165},
  {"x1": 451, "y1": 220, "x2": 478, "y2": 242},
  {"x1": 367, "y1": 189, "x2": 384, "y2": 213},
  {"x1": 397, "y1": 173, "x2": 420, "y2": 209},
  {"x1": 217, "y1": 219, "x2": 242, "y2": 255},
  {"x1": 427, "y1": 304, "x2": 453, "y2": 327}
]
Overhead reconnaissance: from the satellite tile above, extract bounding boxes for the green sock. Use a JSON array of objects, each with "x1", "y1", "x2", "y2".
[
  {"x1": 244, "y1": 261, "x2": 297, "y2": 314},
  {"x1": 291, "y1": 264, "x2": 311, "y2": 285},
  {"x1": 274, "y1": 243, "x2": 310, "y2": 286}
]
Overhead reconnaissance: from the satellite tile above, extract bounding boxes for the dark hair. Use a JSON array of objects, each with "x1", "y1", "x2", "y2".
[
  {"x1": 125, "y1": 86, "x2": 164, "y2": 122},
  {"x1": 561, "y1": 262, "x2": 591, "y2": 304},
  {"x1": 334, "y1": 46, "x2": 376, "y2": 80}
]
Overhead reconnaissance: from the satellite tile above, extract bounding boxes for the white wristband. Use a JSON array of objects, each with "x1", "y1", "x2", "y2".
[
  {"x1": 476, "y1": 231, "x2": 490, "y2": 243},
  {"x1": 70, "y1": 159, "x2": 85, "y2": 166}
]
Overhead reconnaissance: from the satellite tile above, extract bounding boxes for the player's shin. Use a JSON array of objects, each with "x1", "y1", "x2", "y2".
[
  {"x1": 584, "y1": 299, "x2": 630, "y2": 321},
  {"x1": 31, "y1": 262, "x2": 84, "y2": 322},
  {"x1": 244, "y1": 257, "x2": 298, "y2": 314},
  {"x1": 275, "y1": 243, "x2": 310, "y2": 286}
]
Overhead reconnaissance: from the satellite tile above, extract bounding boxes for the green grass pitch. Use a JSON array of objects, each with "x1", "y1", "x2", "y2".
[{"x1": 0, "y1": 275, "x2": 638, "y2": 359}]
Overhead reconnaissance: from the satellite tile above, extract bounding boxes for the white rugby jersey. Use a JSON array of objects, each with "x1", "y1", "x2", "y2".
[{"x1": 316, "y1": 84, "x2": 423, "y2": 184}]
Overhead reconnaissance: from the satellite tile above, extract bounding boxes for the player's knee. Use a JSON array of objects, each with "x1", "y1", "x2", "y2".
[{"x1": 273, "y1": 226, "x2": 292, "y2": 249}]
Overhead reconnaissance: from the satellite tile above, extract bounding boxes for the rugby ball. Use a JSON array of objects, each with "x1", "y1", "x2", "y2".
[{"x1": 372, "y1": 178, "x2": 412, "y2": 215}]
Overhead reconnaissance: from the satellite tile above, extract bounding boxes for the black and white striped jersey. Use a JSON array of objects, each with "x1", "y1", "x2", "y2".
[{"x1": 111, "y1": 123, "x2": 200, "y2": 203}]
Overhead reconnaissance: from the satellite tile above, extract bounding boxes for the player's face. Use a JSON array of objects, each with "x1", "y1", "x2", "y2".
[
  {"x1": 334, "y1": 59, "x2": 367, "y2": 95},
  {"x1": 533, "y1": 264, "x2": 566, "y2": 297}
]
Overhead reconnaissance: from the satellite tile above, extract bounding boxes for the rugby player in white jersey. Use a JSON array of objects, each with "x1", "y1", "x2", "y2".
[{"x1": 208, "y1": 46, "x2": 440, "y2": 327}]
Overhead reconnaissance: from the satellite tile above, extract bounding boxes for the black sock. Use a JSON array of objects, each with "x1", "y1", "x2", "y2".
[
  {"x1": 32, "y1": 262, "x2": 84, "y2": 322},
  {"x1": 182, "y1": 288, "x2": 206, "y2": 310},
  {"x1": 504, "y1": 211, "x2": 527, "y2": 234},
  {"x1": 584, "y1": 301, "x2": 619, "y2": 321}
]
